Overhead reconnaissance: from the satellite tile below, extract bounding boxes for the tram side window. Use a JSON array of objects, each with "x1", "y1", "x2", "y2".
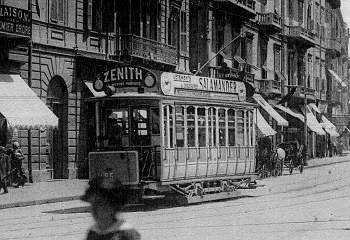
[
  {"x1": 250, "y1": 110, "x2": 254, "y2": 146},
  {"x1": 151, "y1": 108, "x2": 160, "y2": 135},
  {"x1": 228, "y1": 109, "x2": 235, "y2": 146},
  {"x1": 175, "y1": 106, "x2": 185, "y2": 147},
  {"x1": 236, "y1": 110, "x2": 244, "y2": 146},
  {"x1": 163, "y1": 106, "x2": 168, "y2": 147},
  {"x1": 107, "y1": 109, "x2": 129, "y2": 147},
  {"x1": 218, "y1": 109, "x2": 226, "y2": 146},
  {"x1": 198, "y1": 107, "x2": 206, "y2": 147},
  {"x1": 187, "y1": 106, "x2": 195, "y2": 147},
  {"x1": 208, "y1": 107, "x2": 216, "y2": 146}
]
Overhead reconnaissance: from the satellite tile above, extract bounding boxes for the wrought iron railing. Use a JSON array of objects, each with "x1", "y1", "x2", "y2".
[
  {"x1": 286, "y1": 26, "x2": 315, "y2": 42},
  {"x1": 258, "y1": 79, "x2": 281, "y2": 94},
  {"x1": 257, "y1": 12, "x2": 282, "y2": 27},
  {"x1": 117, "y1": 34, "x2": 178, "y2": 66}
]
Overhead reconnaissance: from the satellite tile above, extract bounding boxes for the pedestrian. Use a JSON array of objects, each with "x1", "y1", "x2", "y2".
[
  {"x1": 11, "y1": 141, "x2": 26, "y2": 187},
  {"x1": 81, "y1": 176, "x2": 141, "y2": 240},
  {"x1": 0, "y1": 146, "x2": 10, "y2": 194}
]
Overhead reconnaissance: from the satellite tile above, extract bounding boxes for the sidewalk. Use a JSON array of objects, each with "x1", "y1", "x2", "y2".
[{"x1": 0, "y1": 153, "x2": 349, "y2": 210}]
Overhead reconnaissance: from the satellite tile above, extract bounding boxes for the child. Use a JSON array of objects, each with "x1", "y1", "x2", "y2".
[{"x1": 81, "y1": 176, "x2": 141, "y2": 240}]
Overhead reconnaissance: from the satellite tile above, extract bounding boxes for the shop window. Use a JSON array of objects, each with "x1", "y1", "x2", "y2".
[
  {"x1": 151, "y1": 108, "x2": 160, "y2": 135},
  {"x1": 187, "y1": 106, "x2": 195, "y2": 147},
  {"x1": 218, "y1": 109, "x2": 226, "y2": 146},
  {"x1": 175, "y1": 106, "x2": 185, "y2": 147},
  {"x1": 198, "y1": 108, "x2": 206, "y2": 147},
  {"x1": 51, "y1": 0, "x2": 66, "y2": 24},
  {"x1": 228, "y1": 109, "x2": 235, "y2": 146},
  {"x1": 236, "y1": 110, "x2": 244, "y2": 146}
]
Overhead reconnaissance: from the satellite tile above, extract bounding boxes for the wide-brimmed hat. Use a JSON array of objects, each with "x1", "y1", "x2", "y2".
[{"x1": 81, "y1": 176, "x2": 126, "y2": 208}]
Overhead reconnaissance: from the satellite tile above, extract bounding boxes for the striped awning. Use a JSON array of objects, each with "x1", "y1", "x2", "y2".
[
  {"x1": 0, "y1": 75, "x2": 58, "y2": 129},
  {"x1": 253, "y1": 94, "x2": 288, "y2": 126},
  {"x1": 256, "y1": 109, "x2": 276, "y2": 136},
  {"x1": 328, "y1": 69, "x2": 347, "y2": 87}
]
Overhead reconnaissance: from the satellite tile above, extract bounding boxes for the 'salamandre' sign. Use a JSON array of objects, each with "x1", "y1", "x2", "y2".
[{"x1": 0, "y1": 5, "x2": 31, "y2": 37}]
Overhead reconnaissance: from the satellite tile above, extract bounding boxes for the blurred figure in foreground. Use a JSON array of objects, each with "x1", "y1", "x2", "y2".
[
  {"x1": 0, "y1": 146, "x2": 10, "y2": 193},
  {"x1": 81, "y1": 176, "x2": 141, "y2": 240}
]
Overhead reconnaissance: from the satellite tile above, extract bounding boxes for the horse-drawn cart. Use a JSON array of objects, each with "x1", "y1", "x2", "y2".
[{"x1": 277, "y1": 141, "x2": 304, "y2": 174}]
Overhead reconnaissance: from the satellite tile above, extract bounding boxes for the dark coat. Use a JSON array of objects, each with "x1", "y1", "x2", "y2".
[
  {"x1": 0, "y1": 153, "x2": 11, "y2": 180},
  {"x1": 86, "y1": 221, "x2": 140, "y2": 240}
]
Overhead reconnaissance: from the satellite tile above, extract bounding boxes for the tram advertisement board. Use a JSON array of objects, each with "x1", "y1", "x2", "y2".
[
  {"x1": 93, "y1": 64, "x2": 157, "y2": 93},
  {"x1": 89, "y1": 151, "x2": 139, "y2": 185},
  {"x1": 161, "y1": 72, "x2": 246, "y2": 101}
]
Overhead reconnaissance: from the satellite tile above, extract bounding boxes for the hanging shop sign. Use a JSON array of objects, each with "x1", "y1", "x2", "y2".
[
  {"x1": 161, "y1": 72, "x2": 246, "y2": 101},
  {"x1": 0, "y1": 5, "x2": 31, "y2": 37},
  {"x1": 93, "y1": 65, "x2": 157, "y2": 93}
]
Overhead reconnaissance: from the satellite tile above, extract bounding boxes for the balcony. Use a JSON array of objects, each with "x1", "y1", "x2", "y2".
[
  {"x1": 285, "y1": 26, "x2": 315, "y2": 48},
  {"x1": 117, "y1": 34, "x2": 178, "y2": 66},
  {"x1": 257, "y1": 79, "x2": 281, "y2": 95},
  {"x1": 286, "y1": 85, "x2": 316, "y2": 100},
  {"x1": 257, "y1": 12, "x2": 282, "y2": 33},
  {"x1": 326, "y1": 39, "x2": 342, "y2": 57},
  {"x1": 214, "y1": 0, "x2": 256, "y2": 17},
  {"x1": 209, "y1": 66, "x2": 255, "y2": 84}
]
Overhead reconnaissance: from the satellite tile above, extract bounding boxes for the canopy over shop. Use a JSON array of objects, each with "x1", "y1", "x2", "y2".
[{"x1": 0, "y1": 74, "x2": 58, "y2": 132}]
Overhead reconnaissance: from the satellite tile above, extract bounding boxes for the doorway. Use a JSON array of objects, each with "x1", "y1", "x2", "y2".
[{"x1": 47, "y1": 76, "x2": 68, "y2": 179}]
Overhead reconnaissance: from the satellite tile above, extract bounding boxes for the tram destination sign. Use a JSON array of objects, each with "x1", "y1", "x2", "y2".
[
  {"x1": 161, "y1": 72, "x2": 246, "y2": 101},
  {"x1": 93, "y1": 65, "x2": 157, "y2": 94},
  {"x1": 0, "y1": 5, "x2": 31, "y2": 37}
]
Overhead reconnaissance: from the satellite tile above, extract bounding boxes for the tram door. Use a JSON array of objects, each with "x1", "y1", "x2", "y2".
[{"x1": 131, "y1": 108, "x2": 151, "y2": 146}]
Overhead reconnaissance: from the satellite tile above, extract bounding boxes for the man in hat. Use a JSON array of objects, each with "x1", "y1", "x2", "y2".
[
  {"x1": 81, "y1": 176, "x2": 141, "y2": 240},
  {"x1": 0, "y1": 146, "x2": 10, "y2": 193},
  {"x1": 11, "y1": 141, "x2": 26, "y2": 187}
]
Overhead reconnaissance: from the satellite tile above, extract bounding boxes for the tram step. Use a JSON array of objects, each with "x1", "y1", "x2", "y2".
[
  {"x1": 141, "y1": 194, "x2": 166, "y2": 200},
  {"x1": 173, "y1": 190, "x2": 242, "y2": 205}
]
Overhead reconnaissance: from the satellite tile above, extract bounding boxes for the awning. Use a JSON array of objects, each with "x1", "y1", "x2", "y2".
[
  {"x1": 256, "y1": 109, "x2": 276, "y2": 136},
  {"x1": 253, "y1": 94, "x2": 288, "y2": 126},
  {"x1": 84, "y1": 81, "x2": 107, "y2": 98},
  {"x1": 0, "y1": 75, "x2": 58, "y2": 129},
  {"x1": 275, "y1": 105, "x2": 304, "y2": 122},
  {"x1": 233, "y1": 55, "x2": 246, "y2": 64},
  {"x1": 328, "y1": 69, "x2": 347, "y2": 87},
  {"x1": 275, "y1": 105, "x2": 325, "y2": 135},
  {"x1": 308, "y1": 103, "x2": 321, "y2": 114},
  {"x1": 320, "y1": 116, "x2": 340, "y2": 137},
  {"x1": 301, "y1": 106, "x2": 326, "y2": 135},
  {"x1": 275, "y1": 71, "x2": 286, "y2": 81}
]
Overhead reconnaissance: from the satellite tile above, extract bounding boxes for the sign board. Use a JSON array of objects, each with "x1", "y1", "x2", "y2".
[
  {"x1": 331, "y1": 115, "x2": 350, "y2": 127},
  {"x1": 160, "y1": 72, "x2": 246, "y2": 101},
  {"x1": 89, "y1": 151, "x2": 139, "y2": 185},
  {"x1": 93, "y1": 65, "x2": 157, "y2": 92},
  {"x1": 0, "y1": 5, "x2": 31, "y2": 37}
]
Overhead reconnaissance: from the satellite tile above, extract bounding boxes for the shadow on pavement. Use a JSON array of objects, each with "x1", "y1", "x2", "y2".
[{"x1": 42, "y1": 195, "x2": 256, "y2": 214}]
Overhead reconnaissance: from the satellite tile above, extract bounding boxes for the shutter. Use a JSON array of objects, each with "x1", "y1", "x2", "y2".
[
  {"x1": 103, "y1": 0, "x2": 115, "y2": 32},
  {"x1": 58, "y1": 0, "x2": 64, "y2": 22},
  {"x1": 51, "y1": 0, "x2": 58, "y2": 21}
]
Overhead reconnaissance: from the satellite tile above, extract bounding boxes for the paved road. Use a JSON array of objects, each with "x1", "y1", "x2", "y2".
[{"x1": 2, "y1": 160, "x2": 350, "y2": 240}]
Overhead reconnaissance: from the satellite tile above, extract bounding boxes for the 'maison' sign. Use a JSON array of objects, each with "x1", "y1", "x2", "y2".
[{"x1": 0, "y1": 5, "x2": 31, "y2": 37}]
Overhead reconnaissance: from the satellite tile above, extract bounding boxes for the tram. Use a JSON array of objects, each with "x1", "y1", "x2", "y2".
[{"x1": 87, "y1": 65, "x2": 257, "y2": 203}]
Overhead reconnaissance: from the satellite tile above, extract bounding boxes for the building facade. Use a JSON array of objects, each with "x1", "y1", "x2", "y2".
[{"x1": 0, "y1": 0, "x2": 347, "y2": 182}]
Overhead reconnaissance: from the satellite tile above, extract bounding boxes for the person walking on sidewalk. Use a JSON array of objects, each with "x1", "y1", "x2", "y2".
[
  {"x1": 11, "y1": 141, "x2": 26, "y2": 187},
  {"x1": 81, "y1": 176, "x2": 141, "y2": 240},
  {"x1": 0, "y1": 146, "x2": 10, "y2": 194}
]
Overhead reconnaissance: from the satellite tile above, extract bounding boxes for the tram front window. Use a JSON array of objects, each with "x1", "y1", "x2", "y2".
[
  {"x1": 132, "y1": 108, "x2": 150, "y2": 146},
  {"x1": 175, "y1": 106, "x2": 185, "y2": 147},
  {"x1": 106, "y1": 109, "x2": 129, "y2": 147}
]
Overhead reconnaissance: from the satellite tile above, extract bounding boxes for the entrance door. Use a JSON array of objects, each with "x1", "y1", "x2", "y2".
[
  {"x1": 131, "y1": 108, "x2": 151, "y2": 146},
  {"x1": 47, "y1": 76, "x2": 68, "y2": 179}
]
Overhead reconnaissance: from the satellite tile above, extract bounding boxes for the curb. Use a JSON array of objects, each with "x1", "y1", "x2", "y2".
[
  {"x1": 0, "y1": 195, "x2": 82, "y2": 210},
  {"x1": 305, "y1": 159, "x2": 350, "y2": 169}
]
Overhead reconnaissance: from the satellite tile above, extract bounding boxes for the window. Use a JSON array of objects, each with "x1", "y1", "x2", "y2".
[
  {"x1": 298, "y1": 0, "x2": 304, "y2": 24},
  {"x1": 151, "y1": 108, "x2": 160, "y2": 134},
  {"x1": 106, "y1": 109, "x2": 129, "y2": 147},
  {"x1": 142, "y1": 0, "x2": 160, "y2": 40},
  {"x1": 51, "y1": 0, "x2": 65, "y2": 23},
  {"x1": 198, "y1": 108, "x2": 206, "y2": 147},
  {"x1": 187, "y1": 107, "x2": 195, "y2": 147},
  {"x1": 242, "y1": 35, "x2": 253, "y2": 65},
  {"x1": 236, "y1": 110, "x2": 244, "y2": 146},
  {"x1": 175, "y1": 106, "x2": 185, "y2": 147},
  {"x1": 208, "y1": 107, "x2": 217, "y2": 146},
  {"x1": 163, "y1": 105, "x2": 174, "y2": 148},
  {"x1": 274, "y1": 45, "x2": 281, "y2": 73},
  {"x1": 180, "y1": 10, "x2": 188, "y2": 52},
  {"x1": 218, "y1": 109, "x2": 226, "y2": 146},
  {"x1": 228, "y1": 109, "x2": 235, "y2": 146},
  {"x1": 260, "y1": 39, "x2": 268, "y2": 77},
  {"x1": 307, "y1": 5, "x2": 312, "y2": 31},
  {"x1": 168, "y1": 7, "x2": 179, "y2": 47},
  {"x1": 289, "y1": 0, "x2": 293, "y2": 18}
]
